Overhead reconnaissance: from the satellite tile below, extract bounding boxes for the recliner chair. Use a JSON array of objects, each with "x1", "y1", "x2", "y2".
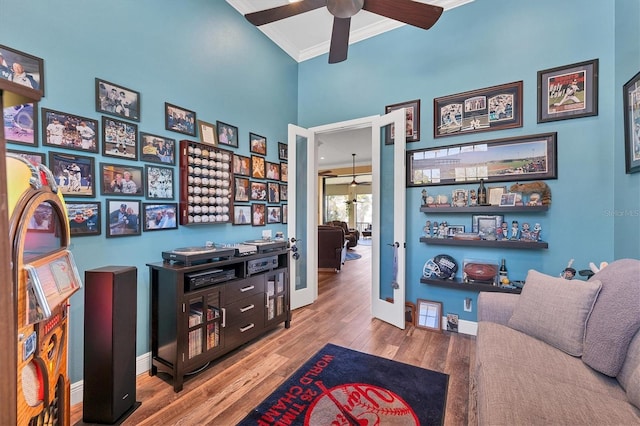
[{"x1": 327, "y1": 221, "x2": 359, "y2": 248}]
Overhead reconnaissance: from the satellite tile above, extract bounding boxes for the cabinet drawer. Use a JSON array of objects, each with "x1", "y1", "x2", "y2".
[
  {"x1": 226, "y1": 275, "x2": 264, "y2": 304},
  {"x1": 225, "y1": 293, "x2": 265, "y2": 327}
]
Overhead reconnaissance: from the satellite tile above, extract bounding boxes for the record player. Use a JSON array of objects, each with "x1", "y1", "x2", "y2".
[
  {"x1": 244, "y1": 239, "x2": 287, "y2": 253},
  {"x1": 162, "y1": 245, "x2": 236, "y2": 265}
]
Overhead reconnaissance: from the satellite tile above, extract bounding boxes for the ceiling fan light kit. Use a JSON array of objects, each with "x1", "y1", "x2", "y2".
[{"x1": 245, "y1": 0, "x2": 444, "y2": 63}]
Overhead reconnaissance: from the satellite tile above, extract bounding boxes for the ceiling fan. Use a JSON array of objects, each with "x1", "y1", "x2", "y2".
[
  {"x1": 349, "y1": 153, "x2": 370, "y2": 186},
  {"x1": 245, "y1": 0, "x2": 444, "y2": 63}
]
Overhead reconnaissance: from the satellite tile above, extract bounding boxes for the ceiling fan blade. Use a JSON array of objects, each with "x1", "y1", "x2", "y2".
[
  {"x1": 328, "y1": 16, "x2": 351, "y2": 64},
  {"x1": 245, "y1": 0, "x2": 327, "y2": 26},
  {"x1": 363, "y1": 0, "x2": 444, "y2": 30}
]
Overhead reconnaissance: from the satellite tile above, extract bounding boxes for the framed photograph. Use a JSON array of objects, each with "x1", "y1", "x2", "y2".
[
  {"x1": 451, "y1": 189, "x2": 468, "y2": 207},
  {"x1": 267, "y1": 206, "x2": 281, "y2": 224},
  {"x1": 278, "y1": 142, "x2": 288, "y2": 160},
  {"x1": 472, "y1": 214, "x2": 504, "y2": 234},
  {"x1": 623, "y1": 70, "x2": 640, "y2": 174},
  {"x1": 267, "y1": 182, "x2": 280, "y2": 203},
  {"x1": 0, "y1": 44, "x2": 44, "y2": 96},
  {"x1": 102, "y1": 116, "x2": 138, "y2": 160},
  {"x1": 216, "y1": 121, "x2": 238, "y2": 148},
  {"x1": 4, "y1": 102, "x2": 37, "y2": 146},
  {"x1": 145, "y1": 164, "x2": 174, "y2": 200},
  {"x1": 95, "y1": 78, "x2": 140, "y2": 121},
  {"x1": 385, "y1": 99, "x2": 420, "y2": 144},
  {"x1": 405, "y1": 302, "x2": 416, "y2": 327},
  {"x1": 234, "y1": 205, "x2": 251, "y2": 225},
  {"x1": 250, "y1": 181, "x2": 267, "y2": 201},
  {"x1": 447, "y1": 225, "x2": 465, "y2": 238},
  {"x1": 106, "y1": 199, "x2": 141, "y2": 237},
  {"x1": 142, "y1": 203, "x2": 178, "y2": 231},
  {"x1": 165, "y1": 102, "x2": 196, "y2": 136},
  {"x1": 487, "y1": 186, "x2": 507, "y2": 206},
  {"x1": 7, "y1": 149, "x2": 45, "y2": 167},
  {"x1": 499, "y1": 193, "x2": 517, "y2": 207},
  {"x1": 406, "y1": 132, "x2": 557, "y2": 187},
  {"x1": 280, "y1": 184, "x2": 288, "y2": 201},
  {"x1": 434, "y1": 81, "x2": 523, "y2": 138},
  {"x1": 197, "y1": 120, "x2": 217, "y2": 146},
  {"x1": 538, "y1": 59, "x2": 599, "y2": 123},
  {"x1": 251, "y1": 155, "x2": 266, "y2": 179},
  {"x1": 446, "y1": 313, "x2": 459, "y2": 333},
  {"x1": 282, "y1": 204, "x2": 288, "y2": 224},
  {"x1": 26, "y1": 203, "x2": 54, "y2": 233},
  {"x1": 416, "y1": 299, "x2": 442, "y2": 332},
  {"x1": 250, "y1": 132, "x2": 267, "y2": 155},
  {"x1": 48, "y1": 151, "x2": 95, "y2": 197},
  {"x1": 66, "y1": 201, "x2": 101, "y2": 237},
  {"x1": 42, "y1": 108, "x2": 98, "y2": 153},
  {"x1": 280, "y1": 162, "x2": 288, "y2": 182},
  {"x1": 100, "y1": 162, "x2": 143, "y2": 196},
  {"x1": 233, "y1": 154, "x2": 251, "y2": 176},
  {"x1": 139, "y1": 133, "x2": 175, "y2": 165},
  {"x1": 266, "y1": 161, "x2": 280, "y2": 180},
  {"x1": 234, "y1": 177, "x2": 250, "y2": 202},
  {"x1": 251, "y1": 203, "x2": 266, "y2": 226}
]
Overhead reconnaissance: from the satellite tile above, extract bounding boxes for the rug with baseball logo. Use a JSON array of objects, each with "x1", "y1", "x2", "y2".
[{"x1": 238, "y1": 343, "x2": 449, "y2": 425}]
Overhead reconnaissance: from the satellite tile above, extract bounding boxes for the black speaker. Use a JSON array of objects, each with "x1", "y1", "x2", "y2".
[{"x1": 83, "y1": 266, "x2": 137, "y2": 424}]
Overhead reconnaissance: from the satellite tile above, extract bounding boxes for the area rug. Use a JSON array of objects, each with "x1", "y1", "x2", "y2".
[
  {"x1": 345, "y1": 251, "x2": 362, "y2": 261},
  {"x1": 238, "y1": 343, "x2": 449, "y2": 425},
  {"x1": 358, "y1": 238, "x2": 372, "y2": 246}
]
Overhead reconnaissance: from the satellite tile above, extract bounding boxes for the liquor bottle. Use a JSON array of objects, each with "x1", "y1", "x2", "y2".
[
  {"x1": 499, "y1": 258, "x2": 509, "y2": 284},
  {"x1": 478, "y1": 179, "x2": 487, "y2": 205}
]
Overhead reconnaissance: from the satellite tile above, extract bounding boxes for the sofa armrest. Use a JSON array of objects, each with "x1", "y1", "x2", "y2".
[{"x1": 477, "y1": 292, "x2": 520, "y2": 326}]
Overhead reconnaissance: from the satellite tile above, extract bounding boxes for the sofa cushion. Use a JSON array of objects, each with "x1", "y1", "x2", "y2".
[
  {"x1": 507, "y1": 269, "x2": 601, "y2": 356},
  {"x1": 618, "y1": 330, "x2": 640, "y2": 409},
  {"x1": 582, "y1": 258, "x2": 640, "y2": 377}
]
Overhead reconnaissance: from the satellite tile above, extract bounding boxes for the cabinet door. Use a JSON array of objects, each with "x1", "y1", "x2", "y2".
[
  {"x1": 265, "y1": 268, "x2": 288, "y2": 325},
  {"x1": 186, "y1": 287, "x2": 223, "y2": 361}
]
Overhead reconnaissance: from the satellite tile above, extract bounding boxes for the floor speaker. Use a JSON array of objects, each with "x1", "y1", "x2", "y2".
[{"x1": 83, "y1": 266, "x2": 137, "y2": 424}]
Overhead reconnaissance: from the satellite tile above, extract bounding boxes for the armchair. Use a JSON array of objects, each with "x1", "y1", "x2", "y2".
[
  {"x1": 327, "y1": 221, "x2": 359, "y2": 248},
  {"x1": 318, "y1": 225, "x2": 348, "y2": 271}
]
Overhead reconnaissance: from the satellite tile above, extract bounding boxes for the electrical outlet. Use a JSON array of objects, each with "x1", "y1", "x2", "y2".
[{"x1": 464, "y1": 298, "x2": 472, "y2": 312}]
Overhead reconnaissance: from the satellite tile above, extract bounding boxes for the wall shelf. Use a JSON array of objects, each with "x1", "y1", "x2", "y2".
[
  {"x1": 420, "y1": 205, "x2": 548, "y2": 214},
  {"x1": 420, "y1": 277, "x2": 522, "y2": 294},
  {"x1": 419, "y1": 237, "x2": 548, "y2": 249}
]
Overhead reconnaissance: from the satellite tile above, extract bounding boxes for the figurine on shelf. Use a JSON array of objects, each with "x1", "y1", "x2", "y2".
[
  {"x1": 520, "y1": 222, "x2": 532, "y2": 241},
  {"x1": 432, "y1": 221, "x2": 439, "y2": 236},
  {"x1": 532, "y1": 223, "x2": 542, "y2": 241},
  {"x1": 421, "y1": 189, "x2": 428, "y2": 206},
  {"x1": 437, "y1": 222, "x2": 447, "y2": 238},
  {"x1": 510, "y1": 220, "x2": 520, "y2": 240},
  {"x1": 469, "y1": 189, "x2": 477, "y2": 206},
  {"x1": 496, "y1": 225, "x2": 504, "y2": 240},
  {"x1": 498, "y1": 221, "x2": 508, "y2": 240},
  {"x1": 423, "y1": 220, "x2": 432, "y2": 237}
]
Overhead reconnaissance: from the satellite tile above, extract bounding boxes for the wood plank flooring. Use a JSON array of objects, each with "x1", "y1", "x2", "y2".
[{"x1": 71, "y1": 243, "x2": 476, "y2": 425}]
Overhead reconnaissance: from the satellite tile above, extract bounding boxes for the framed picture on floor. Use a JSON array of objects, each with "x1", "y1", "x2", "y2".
[{"x1": 416, "y1": 299, "x2": 442, "y2": 332}]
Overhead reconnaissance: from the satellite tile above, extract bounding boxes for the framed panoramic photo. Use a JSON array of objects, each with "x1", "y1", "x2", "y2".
[
  {"x1": 140, "y1": 132, "x2": 175, "y2": 165},
  {"x1": 385, "y1": 99, "x2": 420, "y2": 144},
  {"x1": 278, "y1": 142, "x2": 288, "y2": 160},
  {"x1": 42, "y1": 108, "x2": 98, "y2": 153},
  {"x1": 407, "y1": 132, "x2": 557, "y2": 187},
  {"x1": 250, "y1": 132, "x2": 267, "y2": 155},
  {"x1": 0, "y1": 44, "x2": 44, "y2": 97},
  {"x1": 66, "y1": 201, "x2": 101, "y2": 237},
  {"x1": 252, "y1": 203, "x2": 266, "y2": 226},
  {"x1": 142, "y1": 203, "x2": 178, "y2": 231},
  {"x1": 4, "y1": 102, "x2": 37, "y2": 146},
  {"x1": 102, "y1": 116, "x2": 138, "y2": 160},
  {"x1": 145, "y1": 164, "x2": 174, "y2": 200},
  {"x1": 197, "y1": 120, "x2": 217, "y2": 146},
  {"x1": 234, "y1": 205, "x2": 251, "y2": 225},
  {"x1": 233, "y1": 154, "x2": 251, "y2": 176},
  {"x1": 100, "y1": 162, "x2": 144, "y2": 196},
  {"x1": 165, "y1": 102, "x2": 196, "y2": 136},
  {"x1": 106, "y1": 199, "x2": 141, "y2": 237},
  {"x1": 434, "y1": 81, "x2": 523, "y2": 138},
  {"x1": 216, "y1": 121, "x2": 238, "y2": 148},
  {"x1": 7, "y1": 149, "x2": 45, "y2": 167},
  {"x1": 623, "y1": 70, "x2": 640, "y2": 174},
  {"x1": 95, "y1": 78, "x2": 140, "y2": 121},
  {"x1": 538, "y1": 59, "x2": 599, "y2": 123},
  {"x1": 234, "y1": 177, "x2": 250, "y2": 202},
  {"x1": 48, "y1": 151, "x2": 95, "y2": 197},
  {"x1": 251, "y1": 155, "x2": 266, "y2": 179}
]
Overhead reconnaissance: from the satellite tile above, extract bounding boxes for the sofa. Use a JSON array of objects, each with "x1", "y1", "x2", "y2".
[
  {"x1": 318, "y1": 225, "x2": 348, "y2": 271},
  {"x1": 326, "y1": 221, "x2": 359, "y2": 248},
  {"x1": 474, "y1": 258, "x2": 640, "y2": 425}
]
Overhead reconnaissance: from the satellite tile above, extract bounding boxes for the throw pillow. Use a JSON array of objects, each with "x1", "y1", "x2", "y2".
[
  {"x1": 582, "y1": 258, "x2": 640, "y2": 377},
  {"x1": 508, "y1": 269, "x2": 602, "y2": 356}
]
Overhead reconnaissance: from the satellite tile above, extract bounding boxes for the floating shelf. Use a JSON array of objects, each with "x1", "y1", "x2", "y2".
[
  {"x1": 420, "y1": 277, "x2": 522, "y2": 294},
  {"x1": 420, "y1": 205, "x2": 548, "y2": 214},
  {"x1": 419, "y1": 237, "x2": 548, "y2": 249}
]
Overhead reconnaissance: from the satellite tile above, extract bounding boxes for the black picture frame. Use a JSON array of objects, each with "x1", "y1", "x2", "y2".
[
  {"x1": 165, "y1": 102, "x2": 196, "y2": 136},
  {"x1": 252, "y1": 203, "x2": 266, "y2": 226},
  {"x1": 233, "y1": 154, "x2": 251, "y2": 176},
  {"x1": 100, "y1": 162, "x2": 144, "y2": 196},
  {"x1": 623, "y1": 70, "x2": 640, "y2": 174},
  {"x1": 102, "y1": 116, "x2": 138, "y2": 160},
  {"x1": 267, "y1": 206, "x2": 281, "y2": 224},
  {"x1": 406, "y1": 132, "x2": 557, "y2": 187},
  {"x1": 95, "y1": 78, "x2": 140, "y2": 122},
  {"x1": 250, "y1": 132, "x2": 267, "y2": 155},
  {"x1": 234, "y1": 205, "x2": 251, "y2": 225},
  {"x1": 280, "y1": 184, "x2": 288, "y2": 201},
  {"x1": 140, "y1": 132, "x2": 176, "y2": 165},
  {"x1": 0, "y1": 44, "x2": 44, "y2": 97},
  {"x1": 145, "y1": 164, "x2": 174, "y2": 200},
  {"x1": 106, "y1": 199, "x2": 141, "y2": 237},
  {"x1": 250, "y1": 181, "x2": 267, "y2": 201},
  {"x1": 66, "y1": 201, "x2": 101, "y2": 237},
  {"x1": 266, "y1": 161, "x2": 280, "y2": 180},
  {"x1": 48, "y1": 151, "x2": 95, "y2": 197},
  {"x1": 385, "y1": 99, "x2": 420, "y2": 144},
  {"x1": 434, "y1": 81, "x2": 523, "y2": 138},
  {"x1": 278, "y1": 142, "x2": 288, "y2": 160},
  {"x1": 251, "y1": 155, "x2": 266, "y2": 179},
  {"x1": 234, "y1": 177, "x2": 250, "y2": 202},
  {"x1": 42, "y1": 108, "x2": 98, "y2": 153},
  {"x1": 216, "y1": 120, "x2": 238, "y2": 147},
  {"x1": 4, "y1": 102, "x2": 37, "y2": 146},
  {"x1": 537, "y1": 59, "x2": 599, "y2": 123},
  {"x1": 7, "y1": 149, "x2": 45, "y2": 167},
  {"x1": 267, "y1": 182, "x2": 280, "y2": 203},
  {"x1": 142, "y1": 203, "x2": 178, "y2": 231},
  {"x1": 280, "y1": 162, "x2": 288, "y2": 182},
  {"x1": 282, "y1": 204, "x2": 288, "y2": 224}
]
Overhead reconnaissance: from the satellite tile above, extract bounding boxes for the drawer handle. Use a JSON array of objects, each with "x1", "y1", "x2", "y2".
[
  {"x1": 240, "y1": 304, "x2": 255, "y2": 313},
  {"x1": 239, "y1": 323, "x2": 255, "y2": 333},
  {"x1": 240, "y1": 285, "x2": 255, "y2": 292},
  {"x1": 221, "y1": 308, "x2": 226, "y2": 328}
]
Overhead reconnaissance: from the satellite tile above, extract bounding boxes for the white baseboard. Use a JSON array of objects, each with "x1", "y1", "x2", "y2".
[
  {"x1": 442, "y1": 317, "x2": 478, "y2": 336},
  {"x1": 70, "y1": 351, "x2": 151, "y2": 406}
]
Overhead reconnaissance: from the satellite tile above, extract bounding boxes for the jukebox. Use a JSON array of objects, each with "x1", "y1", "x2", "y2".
[{"x1": 7, "y1": 154, "x2": 82, "y2": 425}]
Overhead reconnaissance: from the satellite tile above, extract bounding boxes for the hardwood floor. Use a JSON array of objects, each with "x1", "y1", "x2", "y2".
[{"x1": 71, "y1": 243, "x2": 476, "y2": 425}]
